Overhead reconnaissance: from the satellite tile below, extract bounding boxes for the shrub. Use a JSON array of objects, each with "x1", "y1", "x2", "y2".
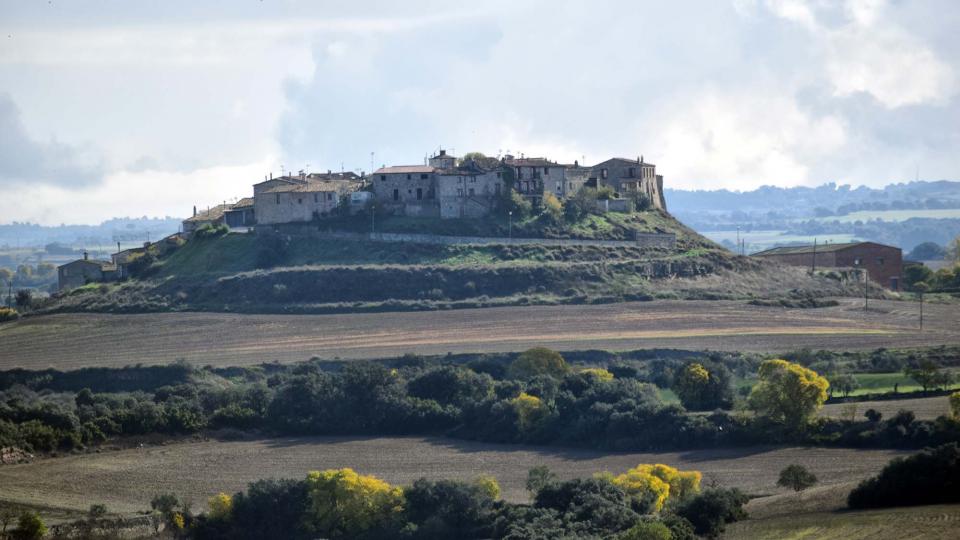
[
  {"x1": 618, "y1": 520, "x2": 671, "y2": 540},
  {"x1": 194, "y1": 223, "x2": 229, "y2": 239},
  {"x1": 848, "y1": 443, "x2": 960, "y2": 509},
  {"x1": 674, "y1": 488, "x2": 748, "y2": 538},
  {"x1": 673, "y1": 362, "x2": 733, "y2": 411},
  {"x1": 747, "y1": 359, "x2": 829, "y2": 428},
  {"x1": 13, "y1": 511, "x2": 47, "y2": 540},
  {"x1": 0, "y1": 307, "x2": 19, "y2": 323},
  {"x1": 951, "y1": 391, "x2": 960, "y2": 419},
  {"x1": 14, "y1": 289, "x2": 32, "y2": 310},
  {"x1": 612, "y1": 464, "x2": 702, "y2": 513}
]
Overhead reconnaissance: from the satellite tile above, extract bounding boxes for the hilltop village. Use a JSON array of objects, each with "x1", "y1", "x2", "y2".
[{"x1": 182, "y1": 150, "x2": 667, "y2": 232}]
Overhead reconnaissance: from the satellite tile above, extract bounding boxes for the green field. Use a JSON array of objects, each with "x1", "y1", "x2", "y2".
[
  {"x1": 703, "y1": 230, "x2": 858, "y2": 253},
  {"x1": 847, "y1": 371, "x2": 960, "y2": 396}
]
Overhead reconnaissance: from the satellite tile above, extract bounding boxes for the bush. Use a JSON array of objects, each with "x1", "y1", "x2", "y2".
[
  {"x1": 848, "y1": 443, "x2": 960, "y2": 509},
  {"x1": 194, "y1": 223, "x2": 229, "y2": 239},
  {"x1": 0, "y1": 307, "x2": 19, "y2": 323},
  {"x1": 776, "y1": 464, "x2": 817, "y2": 493},
  {"x1": 618, "y1": 520, "x2": 671, "y2": 540},
  {"x1": 674, "y1": 488, "x2": 748, "y2": 538},
  {"x1": 12, "y1": 511, "x2": 47, "y2": 540}
]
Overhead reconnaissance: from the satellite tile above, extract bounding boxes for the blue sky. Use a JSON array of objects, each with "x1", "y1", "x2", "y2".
[{"x1": 1, "y1": 0, "x2": 958, "y2": 224}]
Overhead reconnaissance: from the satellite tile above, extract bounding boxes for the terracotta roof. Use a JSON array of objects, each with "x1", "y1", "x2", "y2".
[
  {"x1": 60, "y1": 258, "x2": 115, "y2": 270},
  {"x1": 263, "y1": 181, "x2": 346, "y2": 194},
  {"x1": 753, "y1": 241, "x2": 899, "y2": 256},
  {"x1": 230, "y1": 197, "x2": 254, "y2": 209},
  {"x1": 184, "y1": 204, "x2": 231, "y2": 222},
  {"x1": 374, "y1": 165, "x2": 436, "y2": 175}
]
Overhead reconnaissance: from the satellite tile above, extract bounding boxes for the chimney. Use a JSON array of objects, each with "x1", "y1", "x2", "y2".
[
  {"x1": 439, "y1": 149, "x2": 446, "y2": 157},
  {"x1": 574, "y1": 159, "x2": 579, "y2": 167},
  {"x1": 193, "y1": 205, "x2": 197, "y2": 217},
  {"x1": 83, "y1": 251, "x2": 89, "y2": 261},
  {"x1": 270, "y1": 172, "x2": 273, "y2": 180}
]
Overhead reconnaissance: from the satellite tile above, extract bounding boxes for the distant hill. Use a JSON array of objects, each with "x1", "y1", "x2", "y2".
[
  {"x1": 0, "y1": 217, "x2": 182, "y2": 250},
  {"x1": 666, "y1": 181, "x2": 960, "y2": 253}
]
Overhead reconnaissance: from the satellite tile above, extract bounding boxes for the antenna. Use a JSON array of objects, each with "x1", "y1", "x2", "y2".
[{"x1": 370, "y1": 152, "x2": 375, "y2": 174}]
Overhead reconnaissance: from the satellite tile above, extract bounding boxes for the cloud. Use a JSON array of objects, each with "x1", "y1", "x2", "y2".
[
  {"x1": 0, "y1": 93, "x2": 104, "y2": 188},
  {"x1": 0, "y1": 158, "x2": 272, "y2": 224}
]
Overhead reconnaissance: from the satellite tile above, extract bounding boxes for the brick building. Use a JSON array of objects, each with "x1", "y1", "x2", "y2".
[{"x1": 752, "y1": 241, "x2": 903, "y2": 290}]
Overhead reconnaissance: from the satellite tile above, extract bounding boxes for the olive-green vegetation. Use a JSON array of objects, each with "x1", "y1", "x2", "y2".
[
  {"x1": 2, "y1": 347, "x2": 960, "y2": 460},
  {"x1": 182, "y1": 463, "x2": 743, "y2": 540}
]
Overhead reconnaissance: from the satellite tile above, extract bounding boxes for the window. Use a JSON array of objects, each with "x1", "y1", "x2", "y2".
[
  {"x1": 516, "y1": 167, "x2": 522, "y2": 179},
  {"x1": 297, "y1": 198, "x2": 302, "y2": 204},
  {"x1": 275, "y1": 194, "x2": 280, "y2": 204},
  {"x1": 496, "y1": 172, "x2": 501, "y2": 178},
  {"x1": 629, "y1": 167, "x2": 635, "y2": 178},
  {"x1": 314, "y1": 194, "x2": 318, "y2": 203},
  {"x1": 544, "y1": 167, "x2": 549, "y2": 175},
  {"x1": 877, "y1": 257, "x2": 884, "y2": 265},
  {"x1": 416, "y1": 188, "x2": 423, "y2": 200},
  {"x1": 380, "y1": 175, "x2": 386, "y2": 181},
  {"x1": 393, "y1": 189, "x2": 399, "y2": 201},
  {"x1": 495, "y1": 183, "x2": 501, "y2": 195},
  {"x1": 457, "y1": 188, "x2": 464, "y2": 197},
  {"x1": 470, "y1": 177, "x2": 476, "y2": 183},
  {"x1": 601, "y1": 168, "x2": 608, "y2": 179},
  {"x1": 327, "y1": 193, "x2": 332, "y2": 201},
  {"x1": 468, "y1": 188, "x2": 475, "y2": 196},
  {"x1": 420, "y1": 173, "x2": 428, "y2": 180},
  {"x1": 406, "y1": 174, "x2": 412, "y2": 180}
]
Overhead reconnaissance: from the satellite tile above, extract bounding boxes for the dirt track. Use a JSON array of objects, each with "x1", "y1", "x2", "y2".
[
  {"x1": 1, "y1": 298, "x2": 957, "y2": 369},
  {"x1": 0, "y1": 436, "x2": 908, "y2": 513}
]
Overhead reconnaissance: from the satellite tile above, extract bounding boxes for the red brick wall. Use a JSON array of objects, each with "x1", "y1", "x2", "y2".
[{"x1": 755, "y1": 243, "x2": 902, "y2": 290}]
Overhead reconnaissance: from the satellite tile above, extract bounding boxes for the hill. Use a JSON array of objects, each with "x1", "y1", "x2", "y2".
[{"x1": 40, "y1": 210, "x2": 871, "y2": 315}]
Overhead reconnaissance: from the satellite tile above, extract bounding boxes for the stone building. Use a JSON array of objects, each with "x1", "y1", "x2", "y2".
[
  {"x1": 503, "y1": 156, "x2": 567, "y2": 206},
  {"x1": 752, "y1": 241, "x2": 903, "y2": 290},
  {"x1": 224, "y1": 198, "x2": 256, "y2": 228},
  {"x1": 57, "y1": 253, "x2": 116, "y2": 291},
  {"x1": 436, "y1": 160, "x2": 503, "y2": 218},
  {"x1": 182, "y1": 204, "x2": 231, "y2": 234},
  {"x1": 589, "y1": 157, "x2": 666, "y2": 211},
  {"x1": 372, "y1": 164, "x2": 439, "y2": 217},
  {"x1": 254, "y1": 180, "x2": 358, "y2": 225}
]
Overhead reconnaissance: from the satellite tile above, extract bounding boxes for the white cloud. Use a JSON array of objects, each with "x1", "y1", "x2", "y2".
[{"x1": 0, "y1": 159, "x2": 273, "y2": 224}]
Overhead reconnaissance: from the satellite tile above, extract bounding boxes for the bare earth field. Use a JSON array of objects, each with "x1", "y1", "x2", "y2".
[
  {"x1": 821, "y1": 395, "x2": 951, "y2": 421},
  {"x1": 0, "y1": 436, "x2": 908, "y2": 516},
  {"x1": 2, "y1": 298, "x2": 957, "y2": 369}
]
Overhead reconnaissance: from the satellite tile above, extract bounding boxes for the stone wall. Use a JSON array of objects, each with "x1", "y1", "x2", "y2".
[{"x1": 257, "y1": 225, "x2": 676, "y2": 249}]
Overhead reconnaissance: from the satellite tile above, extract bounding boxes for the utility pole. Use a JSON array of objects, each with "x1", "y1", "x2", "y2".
[
  {"x1": 919, "y1": 291, "x2": 924, "y2": 331},
  {"x1": 864, "y1": 269, "x2": 869, "y2": 312},
  {"x1": 508, "y1": 211, "x2": 513, "y2": 241},
  {"x1": 371, "y1": 204, "x2": 376, "y2": 236},
  {"x1": 736, "y1": 226, "x2": 740, "y2": 256}
]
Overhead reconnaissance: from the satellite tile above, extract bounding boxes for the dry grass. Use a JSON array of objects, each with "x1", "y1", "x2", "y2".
[
  {"x1": 728, "y1": 482, "x2": 960, "y2": 539},
  {"x1": 821, "y1": 396, "x2": 952, "y2": 421},
  {"x1": 0, "y1": 437, "x2": 907, "y2": 516},
  {"x1": 1, "y1": 298, "x2": 957, "y2": 369}
]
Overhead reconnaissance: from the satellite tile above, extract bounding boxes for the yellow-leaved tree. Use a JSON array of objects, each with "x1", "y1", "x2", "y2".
[
  {"x1": 508, "y1": 347, "x2": 570, "y2": 380},
  {"x1": 510, "y1": 392, "x2": 548, "y2": 434},
  {"x1": 950, "y1": 391, "x2": 960, "y2": 419},
  {"x1": 748, "y1": 359, "x2": 829, "y2": 428},
  {"x1": 207, "y1": 492, "x2": 232, "y2": 521},
  {"x1": 611, "y1": 463, "x2": 702, "y2": 512},
  {"x1": 578, "y1": 368, "x2": 614, "y2": 381},
  {"x1": 305, "y1": 468, "x2": 404, "y2": 538},
  {"x1": 475, "y1": 475, "x2": 501, "y2": 500}
]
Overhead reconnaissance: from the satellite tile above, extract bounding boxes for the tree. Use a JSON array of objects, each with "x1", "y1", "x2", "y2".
[
  {"x1": 510, "y1": 392, "x2": 548, "y2": 434},
  {"x1": 14, "y1": 289, "x2": 32, "y2": 309},
  {"x1": 526, "y1": 465, "x2": 558, "y2": 496},
  {"x1": 904, "y1": 360, "x2": 953, "y2": 392},
  {"x1": 950, "y1": 391, "x2": 960, "y2": 419},
  {"x1": 908, "y1": 242, "x2": 946, "y2": 261},
  {"x1": 747, "y1": 359, "x2": 829, "y2": 428},
  {"x1": 675, "y1": 488, "x2": 749, "y2": 538},
  {"x1": 612, "y1": 464, "x2": 702, "y2": 512},
  {"x1": 12, "y1": 511, "x2": 47, "y2": 540},
  {"x1": 848, "y1": 443, "x2": 960, "y2": 509},
  {"x1": 829, "y1": 373, "x2": 860, "y2": 398},
  {"x1": 618, "y1": 520, "x2": 672, "y2": 540},
  {"x1": 541, "y1": 192, "x2": 563, "y2": 223},
  {"x1": 903, "y1": 264, "x2": 934, "y2": 290},
  {"x1": 207, "y1": 492, "x2": 233, "y2": 521},
  {"x1": 948, "y1": 235, "x2": 960, "y2": 263},
  {"x1": 777, "y1": 464, "x2": 817, "y2": 493},
  {"x1": 507, "y1": 347, "x2": 570, "y2": 380},
  {"x1": 304, "y1": 468, "x2": 404, "y2": 538},
  {"x1": 672, "y1": 362, "x2": 733, "y2": 411}
]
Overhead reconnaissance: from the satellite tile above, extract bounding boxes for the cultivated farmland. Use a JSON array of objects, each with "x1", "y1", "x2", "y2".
[
  {"x1": 1, "y1": 298, "x2": 957, "y2": 370},
  {"x1": 0, "y1": 436, "x2": 908, "y2": 515}
]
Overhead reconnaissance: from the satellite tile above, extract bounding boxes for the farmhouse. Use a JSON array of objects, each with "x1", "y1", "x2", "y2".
[
  {"x1": 57, "y1": 253, "x2": 116, "y2": 291},
  {"x1": 254, "y1": 180, "x2": 358, "y2": 225},
  {"x1": 224, "y1": 198, "x2": 255, "y2": 228},
  {"x1": 182, "y1": 204, "x2": 231, "y2": 234},
  {"x1": 752, "y1": 241, "x2": 903, "y2": 290}
]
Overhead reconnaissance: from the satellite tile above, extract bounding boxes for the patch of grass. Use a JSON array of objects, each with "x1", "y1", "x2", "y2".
[{"x1": 847, "y1": 371, "x2": 960, "y2": 396}]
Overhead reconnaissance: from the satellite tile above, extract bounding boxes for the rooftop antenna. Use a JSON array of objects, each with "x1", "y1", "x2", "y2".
[
  {"x1": 370, "y1": 152, "x2": 375, "y2": 174},
  {"x1": 341, "y1": 162, "x2": 344, "y2": 172}
]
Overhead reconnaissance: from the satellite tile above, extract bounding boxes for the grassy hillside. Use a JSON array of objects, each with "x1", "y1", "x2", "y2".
[{"x1": 40, "y1": 210, "x2": 875, "y2": 314}]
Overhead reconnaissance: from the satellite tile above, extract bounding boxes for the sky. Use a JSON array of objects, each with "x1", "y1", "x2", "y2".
[{"x1": 1, "y1": 0, "x2": 958, "y2": 224}]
